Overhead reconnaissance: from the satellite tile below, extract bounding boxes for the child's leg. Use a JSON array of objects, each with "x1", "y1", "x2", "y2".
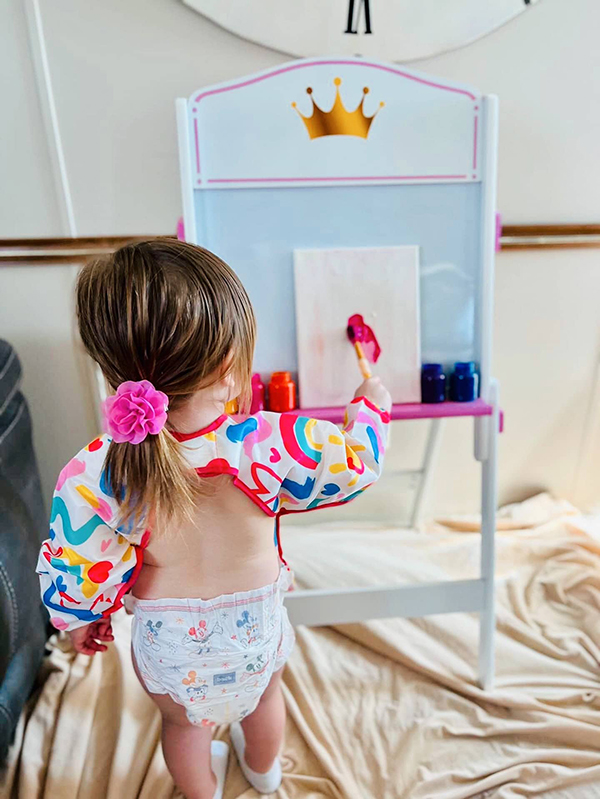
[
  {"x1": 240, "y1": 667, "x2": 286, "y2": 772},
  {"x1": 156, "y1": 692, "x2": 216, "y2": 799},
  {"x1": 132, "y1": 654, "x2": 220, "y2": 799}
]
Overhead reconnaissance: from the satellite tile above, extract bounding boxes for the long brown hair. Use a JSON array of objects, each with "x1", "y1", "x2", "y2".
[{"x1": 76, "y1": 238, "x2": 256, "y2": 530}]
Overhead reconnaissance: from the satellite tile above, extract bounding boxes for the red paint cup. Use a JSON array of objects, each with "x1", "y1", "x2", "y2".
[{"x1": 268, "y1": 372, "x2": 297, "y2": 413}]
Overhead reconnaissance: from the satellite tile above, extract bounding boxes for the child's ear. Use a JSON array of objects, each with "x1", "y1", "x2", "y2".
[
  {"x1": 220, "y1": 350, "x2": 236, "y2": 387},
  {"x1": 222, "y1": 370, "x2": 237, "y2": 400}
]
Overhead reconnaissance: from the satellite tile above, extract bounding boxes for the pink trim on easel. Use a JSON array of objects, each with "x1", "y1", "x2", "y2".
[
  {"x1": 191, "y1": 59, "x2": 480, "y2": 187},
  {"x1": 495, "y1": 213, "x2": 502, "y2": 252},
  {"x1": 192, "y1": 59, "x2": 478, "y2": 105},
  {"x1": 194, "y1": 117, "x2": 201, "y2": 179},
  {"x1": 288, "y1": 399, "x2": 494, "y2": 425}
]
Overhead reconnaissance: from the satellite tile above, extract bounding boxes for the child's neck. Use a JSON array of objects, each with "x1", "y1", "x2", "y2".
[{"x1": 168, "y1": 393, "x2": 226, "y2": 436}]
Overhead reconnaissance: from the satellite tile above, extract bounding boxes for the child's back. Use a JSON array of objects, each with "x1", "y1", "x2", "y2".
[
  {"x1": 37, "y1": 239, "x2": 391, "y2": 799},
  {"x1": 138, "y1": 478, "x2": 278, "y2": 601}
]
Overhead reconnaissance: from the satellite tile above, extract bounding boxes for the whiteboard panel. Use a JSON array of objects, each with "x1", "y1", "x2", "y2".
[{"x1": 194, "y1": 183, "x2": 480, "y2": 377}]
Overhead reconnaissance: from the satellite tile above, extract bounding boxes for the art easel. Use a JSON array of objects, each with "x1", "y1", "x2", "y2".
[{"x1": 176, "y1": 57, "x2": 499, "y2": 688}]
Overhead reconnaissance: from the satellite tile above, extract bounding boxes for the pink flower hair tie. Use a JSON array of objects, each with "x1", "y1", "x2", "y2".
[{"x1": 103, "y1": 380, "x2": 169, "y2": 445}]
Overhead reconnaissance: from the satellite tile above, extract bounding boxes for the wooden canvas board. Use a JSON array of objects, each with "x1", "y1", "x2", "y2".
[{"x1": 294, "y1": 246, "x2": 421, "y2": 408}]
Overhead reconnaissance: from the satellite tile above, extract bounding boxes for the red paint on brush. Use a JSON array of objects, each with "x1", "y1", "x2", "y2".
[{"x1": 346, "y1": 314, "x2": 381, "y2": 364}]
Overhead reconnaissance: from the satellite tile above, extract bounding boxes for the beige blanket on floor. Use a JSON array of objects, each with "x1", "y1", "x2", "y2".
[{"x1": 4, "y1": 495, "x2": 600, "y2": 799}]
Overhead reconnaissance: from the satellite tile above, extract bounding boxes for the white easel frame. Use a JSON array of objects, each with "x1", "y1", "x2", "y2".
[{"x1": 177, "y1": 60, "x2": 499, "y2": 689}]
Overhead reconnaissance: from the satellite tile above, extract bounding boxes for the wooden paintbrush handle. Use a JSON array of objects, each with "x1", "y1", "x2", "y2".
[
  {"x1": 354, "y1": 342, "x2": 372, "y2": 379},
  {"x1": 358, "y1": 358, "x2": 372, "y2": 379}
]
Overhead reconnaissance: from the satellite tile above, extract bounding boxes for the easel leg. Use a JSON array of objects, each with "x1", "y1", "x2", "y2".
[
  {"x1": 410, "y1": 418, "x2": 444, "y2": 529},
  {"x1": 478, "y1": 380, "x2": 499, "y2": 690}
]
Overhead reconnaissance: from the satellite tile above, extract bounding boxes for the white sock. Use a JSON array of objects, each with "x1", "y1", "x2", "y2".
[
  {"x1": 211, "y1": 740, "x2": 229, "y2": 799},
  {"x1": 230, "y1": 722, "x2": 282, "y2": 795}
]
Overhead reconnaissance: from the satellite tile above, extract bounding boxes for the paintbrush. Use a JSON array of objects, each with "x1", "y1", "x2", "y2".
[{"x1": 346, "y1": 314, "x2": 381, "y2": 380}]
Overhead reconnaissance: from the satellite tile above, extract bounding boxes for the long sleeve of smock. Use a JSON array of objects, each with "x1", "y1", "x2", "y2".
[
  {"x1": 219, "y1": 396, "x2": 390, "y2": 515},
  {"x1": 36, "y1": 435, "x2": 146, "y2": 632}
]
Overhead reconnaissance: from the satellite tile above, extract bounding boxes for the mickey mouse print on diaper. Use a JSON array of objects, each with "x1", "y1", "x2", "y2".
[
  {"x1": 144, "y1": 619, "x2": 163, "y2": 650},
  {"x1": 182, "y1": 619, "x2": 224, "y2": 654},
  {"x1": 240, "y1": 653, "x2": 269, "y2": 683},
  {"x1": 236, "y1": 610, "x2": 261, "y2": 647},
  {"x1": 182, "y1": 670, "x2": 208, "y2": 703}
]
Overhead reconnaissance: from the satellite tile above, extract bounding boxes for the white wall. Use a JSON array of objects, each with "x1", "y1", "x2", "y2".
[
  {"x1": 2, "y1": 0, "x2": 600, "y2": 516},
  {"x1": 6, "y1": 0, "x2": 599, "y2": 236},
  {"x1": 0, "y1": 264, "x2": 97, "y2": 504},
  {"x1": 2, "y1": 0, "x2": 62, "y2": 235}
]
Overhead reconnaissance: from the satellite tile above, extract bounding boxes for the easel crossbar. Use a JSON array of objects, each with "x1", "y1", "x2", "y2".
[{"x1": 284, "y1": 578, "x2": 485, "y2": 626}]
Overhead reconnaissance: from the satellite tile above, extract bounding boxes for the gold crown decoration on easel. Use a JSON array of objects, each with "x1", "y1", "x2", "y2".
[{"x1": 292, "y1": 78, "x2": 384, "y2": 140}]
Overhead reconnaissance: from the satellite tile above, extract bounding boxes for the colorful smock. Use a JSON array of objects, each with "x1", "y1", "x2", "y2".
[{"x1": 37, "y1": 397, "x2": 390, "y2": 632}]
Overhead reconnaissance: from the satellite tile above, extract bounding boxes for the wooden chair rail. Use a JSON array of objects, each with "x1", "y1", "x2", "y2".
[{"x1": 1, "y1": 226, "x2": 600, "y2": 265}]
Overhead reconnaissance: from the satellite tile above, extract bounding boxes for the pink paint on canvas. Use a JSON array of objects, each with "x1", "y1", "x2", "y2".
[{"x1": 347, "y1": 313, "x2": 381, "y2": 364}]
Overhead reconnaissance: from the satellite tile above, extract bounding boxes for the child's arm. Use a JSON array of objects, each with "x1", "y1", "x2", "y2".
[
  {"x1": 275, "y1": 377, "x2": 391, "y2": 512},
  {"x1": 36, "y1": 438, "x2": 144, "y2": 637}
]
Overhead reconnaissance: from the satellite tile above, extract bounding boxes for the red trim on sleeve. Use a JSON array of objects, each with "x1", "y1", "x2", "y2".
[
  {"x1": 274, "y1": 516, "x2": 288, "y2": 568},
  {"x1": 233, "y1": 478, "x2": 277, "y2": 517},
  {"x1": 196, "y1": 459, "x2": 236, "y2": 477},
  {"x1": 171, "y1": 414, "x2": 228, "y2": 442},
  {"x1": 193, "y1": 465, "x2": 278, "y2": 517},
  {"x1": 350, "y1": 396, "x2": 390, "y2": 423},
  {"x1": 103, "y1": 531, "x2": 149, "y2": 618}
]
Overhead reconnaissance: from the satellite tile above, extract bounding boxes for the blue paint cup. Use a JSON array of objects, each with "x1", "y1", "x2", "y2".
[
  {"x1": 450, "y1": 362, "x2": 479, "y2": 402},
  {"x1": 421, "y1": 364, "x2": 446, "y2": 403}
]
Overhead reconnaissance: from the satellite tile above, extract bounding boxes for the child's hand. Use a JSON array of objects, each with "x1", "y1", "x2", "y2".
[
  {"x1": 354, "y1": 377, "x2": 392, "y2": 411},
  {"x1": 68, "y1": 619, "x2": 114, "y2": 656}
]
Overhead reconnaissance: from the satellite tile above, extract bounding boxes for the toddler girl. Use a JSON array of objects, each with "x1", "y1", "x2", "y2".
[{"x1": 37, "y1": 239, "x2": 391, "y2": 799}]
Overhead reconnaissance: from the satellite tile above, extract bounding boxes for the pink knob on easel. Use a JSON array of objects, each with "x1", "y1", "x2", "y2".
[{"x1": 495, "y1": 213, "x2": 502, "y2": 252}]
